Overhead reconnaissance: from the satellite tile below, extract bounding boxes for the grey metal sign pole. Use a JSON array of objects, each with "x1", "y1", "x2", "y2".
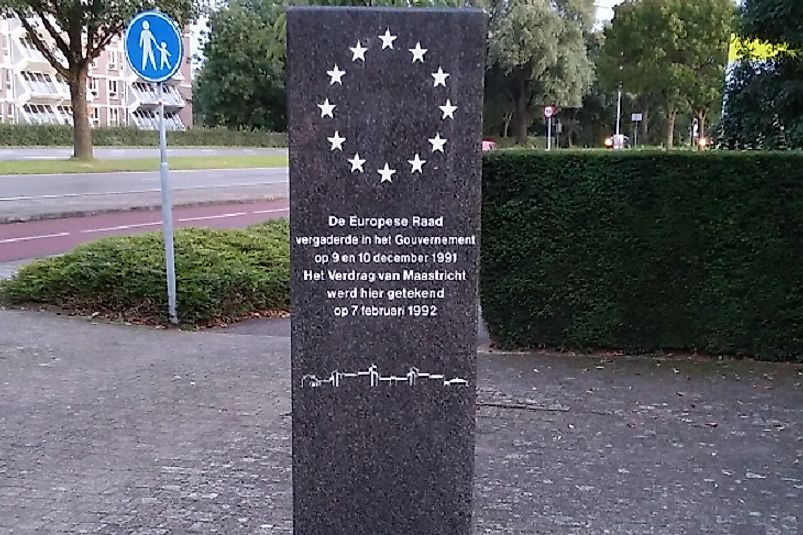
[
  {"x1": 158, "y1": 83, "x2": 178, "y2": 325},
  {"x1": 124, "y1": 10, "x2": 183, "y2": 326}
]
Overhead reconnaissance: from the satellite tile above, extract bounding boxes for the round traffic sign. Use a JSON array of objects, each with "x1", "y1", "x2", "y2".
[
  {"x1": 124, "y1": 11, "x2": 184, "y2": 83},
  {"x1": 544, "y1": 106, "x2": 555, "y2": 118}
]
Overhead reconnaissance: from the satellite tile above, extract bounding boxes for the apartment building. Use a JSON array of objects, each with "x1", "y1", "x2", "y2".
[{"x1": 0, "y1": 16, "x2": 193, "y2": 130}]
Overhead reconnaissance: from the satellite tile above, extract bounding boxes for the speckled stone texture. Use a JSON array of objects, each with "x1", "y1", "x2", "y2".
[{"x1": 287, "y1": 7, "x2": 485, "y2": 535}]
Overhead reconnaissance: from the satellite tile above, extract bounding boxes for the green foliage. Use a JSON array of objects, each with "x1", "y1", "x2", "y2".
[
  {"x1": 195, "y1": 0, "x2": 287, "y2": 131},
  {"x1": 598, "y1": 0, "x2": 734, "y2": 147},
  {"x1": 741, "y1": 0, "x2": 803, "y2": 49},
  {"x1": 485, "y1": 0, "x2": 595, "y2": 144},
  {"x1": 194, "y1": 0, "x2": 477, "y2": 132},
  {"x1": 0, "y1": 0, "x2": 197, "y2": 158},
  {"x1": 0, "y1": 124, "x2": 287, "y2": 147},
  {"x1": 0, "y1": 0, "x2": 196, "y2": 74},
  {"x1": 719, "y1": 0, "x2": 803, "y2": 149},
  {"x1": 481, "y1": 150, "x2": 803, "y2": 361},
  {"x1": 0, "y1": 220, "x2": 290, "y2": 326},
  {"x1": 719, "y1": 58, "x2": 803, "y2": 149}
]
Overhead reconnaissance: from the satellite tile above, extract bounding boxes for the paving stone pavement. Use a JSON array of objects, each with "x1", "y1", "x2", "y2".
[{"x1": 0, "y1": 309, "x2": 801, "y2": 534}]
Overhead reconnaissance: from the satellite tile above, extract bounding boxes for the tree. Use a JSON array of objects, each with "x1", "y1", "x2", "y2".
[
  {"x1": 194, "y1": 0, "x2": 287, "y2": 131},
  {"x1": 598, "y1": 0, "x2": 733, "y2": 148},
  {"x1": 681, "y1": 0, "x2": 735, "y2": 141},
  {"x1": 486, "y1": 0, "x2": 595, "y2": 145},
  {"x1": 195, "y1": 0, "x2": 475, "y2": 132},
  {"x1": 719, "y1": 0, "x2": 803, "y2": 149},
  {"x1": 0, "y1": 0, "x2": 195, "y2": 159}
]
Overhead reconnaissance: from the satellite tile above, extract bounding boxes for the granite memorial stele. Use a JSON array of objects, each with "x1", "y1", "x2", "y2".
[{"x1": 287, "y1": 7, "x2": 485, "y2": 535}]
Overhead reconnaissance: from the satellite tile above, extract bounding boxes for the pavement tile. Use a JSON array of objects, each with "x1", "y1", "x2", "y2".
[{"x1": 0, "y1": 309, "x2": 800, "y2": 534}]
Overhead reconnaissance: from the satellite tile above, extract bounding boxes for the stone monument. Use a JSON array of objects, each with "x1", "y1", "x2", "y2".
[{"x1": 287, "y1": 6, "x2": 485, "y2": 534}]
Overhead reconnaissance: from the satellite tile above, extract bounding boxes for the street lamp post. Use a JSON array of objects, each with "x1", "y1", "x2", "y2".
[{"x1": 616, "y1": 83, "x2": 623, "y2": 138}]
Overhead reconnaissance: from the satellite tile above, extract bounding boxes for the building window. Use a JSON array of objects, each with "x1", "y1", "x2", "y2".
[
  {"x1": 108, "y1": 50, "x2": 119, "y2": 71},
  {"x1": 91, "y1": 107, "x2": 100, "y2": 127},
  {"x1": 88, "y1": 77, "x2": 98, "y2": 97},
  {"x1": 4, "y1": 70, "x2": 10, "y2": 91},
  {"x1": 21, "y1": 37, "x2": 38, "y2": 51},
  {"x1": 22, "y1": 103, "x2": 59, "y2": 125},
  {"x1": 108, "y1": 107, "x2": 119, "y2": 127},
  {"x1": 21, "y1": 71, "x2": 55, "y2": 94},
  {"x1": 57, "y1": 105, "x2": 73, "y2": 125},
  {"x1": 108, "y1": 79, "x2": 118, "y2": 99}
]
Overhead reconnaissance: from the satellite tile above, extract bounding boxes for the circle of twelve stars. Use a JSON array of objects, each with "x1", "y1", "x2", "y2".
[{"x1": 318, "y1": 28, "x2": 456, "y2": 183}]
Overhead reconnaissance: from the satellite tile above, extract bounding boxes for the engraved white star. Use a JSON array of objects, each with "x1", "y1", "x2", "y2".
[
  {"x1": 350, "y1": 40, "x2": 368, "y2": 61},
  {"x1": 327, "y1": 65, "x2": 345, "y2": 85},
  {"x1": 317, "y1": 98, "x2": 336, "y2": 118},
  {"x1": 348, "y1": 153, "x2": 366, "y2": 173},
  {"x1": 377, "y1": 163, "x2": 396, "y2": 183},
  {"x1": 409, "y1": 42, "x2": 427, "y2": 63},
  {"x1": 428, "y1": 133, "x2": 447, "y2": 153},
  {"x1": 328, "y1": 131, "x2": 346, "y2": 151},
  {"x1": 408, "y1": 153, "x2": 426, "y2": 174},
  {"x1": 439, "y1": 99, "x2": 457, "y2": 120},
  {"x1": 432, "y1": 67, "x2": 450, "y2": 87},
  {"x1": 379, "y1": 28, "x2": 397, "y2": 50}
]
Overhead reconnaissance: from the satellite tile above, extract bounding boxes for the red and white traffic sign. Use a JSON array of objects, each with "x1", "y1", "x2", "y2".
[{"x1": 544, "y1": 105, "x2": 556, "y2": 118}]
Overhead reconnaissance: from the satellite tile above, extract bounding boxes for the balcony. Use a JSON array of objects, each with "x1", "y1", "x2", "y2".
[
  {"x1": 130, "y1": 109, "x2": 185, "y2": 131},
  {"x1": 127, "y1": 82, "x2": 185, "y2": 111},
  {"x1": 15, "y1": 71, "x2": 70, "y2": 105},
  {"x1": 56, "y1": 105, "x2": 74, "y2": 126},
  {"x1": 19, "y1": 103, "x2": 71, "y2": 126},
  {"x1": 11, "y1": 36, "x2": 56, "y2": 72}
]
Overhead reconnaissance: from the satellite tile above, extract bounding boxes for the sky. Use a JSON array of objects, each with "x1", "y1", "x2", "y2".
[{"x1": 595, "y1": 0, "x2": 624, "y2": 28}]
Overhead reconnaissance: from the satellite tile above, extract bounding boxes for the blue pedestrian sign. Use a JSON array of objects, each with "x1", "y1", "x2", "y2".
[{"x1": 124, "y1": 11, "x2": 183, "y2": 83}]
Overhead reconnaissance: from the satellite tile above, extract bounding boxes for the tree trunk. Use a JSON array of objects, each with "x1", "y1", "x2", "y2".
[
  {"x1": 665, "y1": 108, "x2": 676, "y2": 149},
  {"x1": 642, "y1": 106, "x2": 649, "y2": 144},
  {"x1": 503, "y1": 112, "x2": 512, "y2": 139},
  {"x1": 698, "y1": 112, "x2": 706, "y2": 140},
  {"x1": 512, "y1": 99, "x2": 531, "y2": 146},
  {"x1": 69, "y1": 63, "x2": 93, "y2": 160},
  {"x1": 566, "y1": 124, "x2": 576, "y2": 148},
  {"x1": 511, "y1": 77, "x2": 531, "y2": 146}
]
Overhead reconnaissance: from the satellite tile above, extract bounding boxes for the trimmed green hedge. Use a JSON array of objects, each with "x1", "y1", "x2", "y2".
[
  {"x1": 0, "y1": 220, "x2": 290, "y2": 326},
  {"x1": 481, "y1": 150, "x2": 803, "y2": 361},
  {"x1": 0, "y1": 124, "x2": 287, "y2": 148}
]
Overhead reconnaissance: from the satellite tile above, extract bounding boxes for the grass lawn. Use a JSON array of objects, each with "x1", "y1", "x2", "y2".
[{"x1": 0, "y1": 155, "x2": 288, "y2": 175}]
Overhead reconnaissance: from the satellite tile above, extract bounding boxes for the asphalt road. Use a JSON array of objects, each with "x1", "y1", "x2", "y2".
[
  {"x1": 0, "y1": 146, "x2": 287, "y2": 160},
  {"x1": 0, "y1": 167, "x2": 289, "y2": 222},
  {"x1": 0, "y1": 167, "x2": 287, "y2": 200},
  {"x1": 0, "y1": 199, "x2": 289, "y2": 262}
]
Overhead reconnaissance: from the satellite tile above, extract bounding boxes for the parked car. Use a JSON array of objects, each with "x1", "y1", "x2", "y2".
[
  {"x1": 604, "y1": 134, "x2": 630, "y2": 149},
  {"x1": 482, "y1": 140, "x2": 498, "y2": 152}
]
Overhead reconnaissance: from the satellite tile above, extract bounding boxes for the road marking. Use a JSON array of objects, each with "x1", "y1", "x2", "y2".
[
  {"x1": 178, "y1": 212, "x2": 248, "y2": 223},
  {"x1": 80, "y1": 221, "x2": 162, "y2": 234},
  {"x1": 0, "y1": 232, "x2": 70, "y2": 244},
  {"x1": 0, "y1": 166, "x2": 287, "y2": 180},
  {"x1": 252, "y1": 208, "x2": 290, "y2": 215},
  {"x1": 1, "y1": 206, "x2": 287, "y2": 242},
  {"x1": 0, "y1": 179, "x2": 288, "y2": 202}
]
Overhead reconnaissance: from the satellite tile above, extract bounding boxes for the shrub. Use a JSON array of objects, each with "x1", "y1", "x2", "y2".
[
  {"x1": 0, "y1": 125, "x2": 287, "y2": 148},
  {"x1": 0, "y1": 220, "x2": 290, "y2": 326},
  {"x1": 481, "y1": 150, "x2": 803, "y2": 361}
]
